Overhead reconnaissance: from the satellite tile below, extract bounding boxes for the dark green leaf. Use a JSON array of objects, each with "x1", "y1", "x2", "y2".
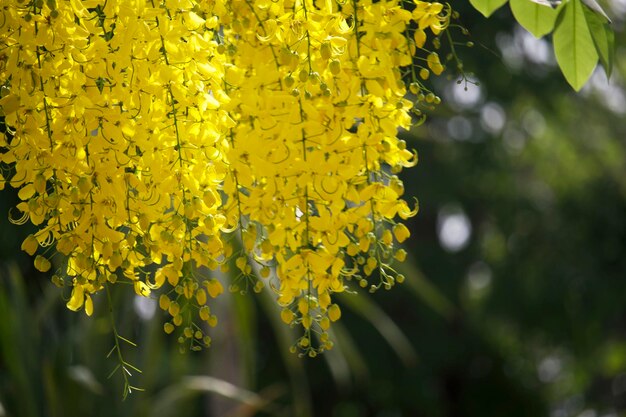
[
  {"x1": 338, "y1": 291, "x2": 418, "y2": 366},
  {"x1": 583, "y1": 5, "x2": 615, "y2": 78}
]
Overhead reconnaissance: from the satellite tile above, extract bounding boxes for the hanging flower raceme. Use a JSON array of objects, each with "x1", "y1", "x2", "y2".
[{"x1": 0, "y1": 0, "x2": 454, "y2": 356}]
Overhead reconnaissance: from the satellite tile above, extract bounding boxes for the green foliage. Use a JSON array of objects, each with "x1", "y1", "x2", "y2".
[
  {"x1": 584, "y1": 5, "x2": 615, "y2": 77},
  {"x1": 470, "y1": 0, "x2": 509, "y2": 17},
  {"x1": 553, "y1": 0, "x2": 599, "y2": 90},
  {"x1": 468, "y1": 0, "x2": 614, "y2": 90},
  {"x1": 509, "y1": 0, "x2": 559, "y2": 37}
]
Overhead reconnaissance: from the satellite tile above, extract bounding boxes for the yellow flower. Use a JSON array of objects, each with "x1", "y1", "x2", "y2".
[
  {"x1": 21, "y1": 235, "x2": 39, "y2": 256},
  {"x1": 199, "y1": 306, "x2": 211, "y2": 321},
  {"x1": 413, "y1": 1, "x2": 449, "y2": 34},
  {"x1": 427, "y1": 52, "x2": 445, "y2": 75},
  {"x1": 159, "y1": 294, "x2": 171, "y2": 310},
  {"x1": 34, "y1": 255, "x2": 51, "y2": 273},
  {"x1": 0, "y1": 0, "x2": 455, "y2": 354},
  {"x1": 196, "y1": 289, "x2": 208, "y2": 305},
  {"x1": 393, "y1": 223, "x2": 411, "y2": 243},
  {"x1": 328, "y1": 304, "x2": 342, "y2": 322},
  {"x1": 281, "y1": 308, "x2": 295, "y2": 324},
  {"x1": 67, "y1": 284, "x2": 85, "y2": 311},
  {"x1": 0, "y1": 94, "x2": 20, "y2": 115},
  {"x1": 133, "y1": 281, "x2": 151, "y2": 297},
  {"x1": 204, "y1": 279, "x2": 224, "y2": 298},
  {"x1": 85, "y1": 295, "x2": 94, "y2": 317}
]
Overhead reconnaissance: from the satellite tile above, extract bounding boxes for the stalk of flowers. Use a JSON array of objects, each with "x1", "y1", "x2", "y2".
[
  {"x1": 0, "y1": 0, "x2": 232, "y2": 349},
  {"x1": 206, "y1": 0, "x2": 449, "y2": 354},
  {"x1": 0, "y1": 0, "x2": 451, "y2": 355}
]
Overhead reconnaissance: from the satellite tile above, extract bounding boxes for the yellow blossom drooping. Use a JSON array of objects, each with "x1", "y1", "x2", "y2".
[{"x1": 0, "y1": 0, "x2": 454, "y2": 355}]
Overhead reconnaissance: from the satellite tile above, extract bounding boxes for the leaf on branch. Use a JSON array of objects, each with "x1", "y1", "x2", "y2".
[
  {"x1": 581, "y1": 0, "x2": 611, "y2": 23},
  {"x1": 510, "y1": 0, "x2": 560, "y2": 38},
  {"x1": 470, "y1": 0, "x2": 509, "y2": 17},
  {"x1": 583, "y1": 4, "x2": 615, "y2": 78},
  {"x1": 553, "y1": 0, "x2": 599, "y2": 91},
  {"x1": 528, "y1": 0, "x2": 561, "y2": 8}
]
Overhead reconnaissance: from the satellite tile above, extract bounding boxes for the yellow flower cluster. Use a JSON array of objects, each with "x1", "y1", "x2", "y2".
[{"x1": 0, "y1": 0, "x2": 450, "y2": 354}]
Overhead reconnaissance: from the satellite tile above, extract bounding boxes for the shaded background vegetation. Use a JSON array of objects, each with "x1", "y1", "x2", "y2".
[{"x1": 1, "y1": 1, "x2": 626, "y2": 416}]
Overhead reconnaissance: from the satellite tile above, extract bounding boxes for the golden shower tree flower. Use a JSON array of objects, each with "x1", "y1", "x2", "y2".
[{"x1": 0, "y1": 0, "x2": 455, "y2": 364}]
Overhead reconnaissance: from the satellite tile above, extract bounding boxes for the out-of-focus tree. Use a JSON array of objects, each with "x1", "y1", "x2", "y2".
[{"x1": 0, "y1": 0, "x2": 625, "y2": 416}]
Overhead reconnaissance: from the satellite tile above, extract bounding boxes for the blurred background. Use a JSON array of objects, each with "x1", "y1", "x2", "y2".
[{"x1": 2, "y1": 1, "x2": 626, "y2": 416}]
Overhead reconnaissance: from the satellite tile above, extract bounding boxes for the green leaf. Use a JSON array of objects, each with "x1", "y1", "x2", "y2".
[
  {"x1": 580, "y1": 0, "x2": 612, "y2": 22},
  {"x1": 325, "y1": 322, "x2": 368, "y2": 383},
  {"x1": 151, "y1": 376, "x2": 282, "y2": 417},
  {"x1": 510, "y1": 0, "x2": 559, "y2": 38},
  {"x1": 583, "y1": 4, "x2": 615, "y2": 78},
  {"x1": 338, "y1": 291, "x2": 418, "y2": 366},
  {"x1": 402, "y1": 265, "x2": 456, "y2": 321},
  {"x1": 553, "y1": 0, "x2": 599, "y2": 90},
  {"x1": 470, "y1": 0, "x2": 509, "y2": 17}
]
